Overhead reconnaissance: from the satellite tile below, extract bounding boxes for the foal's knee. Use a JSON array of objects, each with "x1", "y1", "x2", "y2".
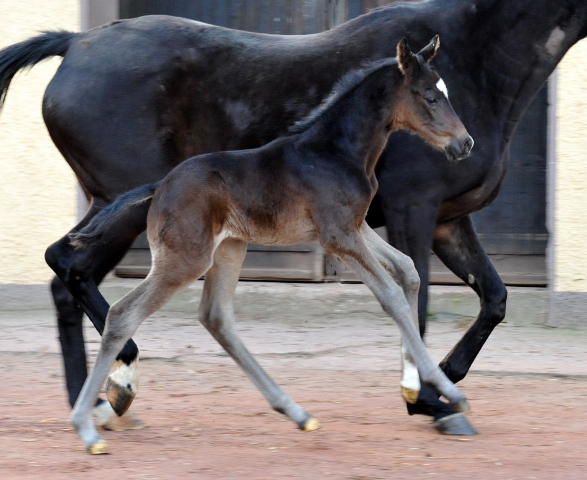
[{"x1": 399, "y1": 256, "x2": 420, "y2": 294}]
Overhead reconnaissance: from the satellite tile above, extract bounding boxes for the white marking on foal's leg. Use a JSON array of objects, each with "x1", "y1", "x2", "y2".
[
  {"x1": 106, "y1": 355, "x2": 140, "y2": 416},
  {"x1": 436, "y1": 78, "x2": 449, "y2": 98},
  {"x1": 400, "y1": 345, "x2": 421, "y2": 404}
]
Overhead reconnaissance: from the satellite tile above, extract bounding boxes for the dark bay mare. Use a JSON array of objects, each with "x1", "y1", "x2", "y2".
[
  {"x1": 67, "y1": 38, "x2": 473, "y2": 454},
  {"x1": 0, "y1": 0, "x2": 586, "y2": 434}
]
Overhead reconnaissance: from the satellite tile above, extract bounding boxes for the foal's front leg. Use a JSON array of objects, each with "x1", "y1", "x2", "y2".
[
  {"x1": 360, "y1": 225, "x2": 422, "y2": 403},
  {"x1": 361, "y1": 224, "x2": 477, "y2": 434},
  {"x1": 198, "y1": 238, "x2": 320, "y2": 432},
  {"x1": 327, "y1": 224, "x2": 469, "y2": 412}
]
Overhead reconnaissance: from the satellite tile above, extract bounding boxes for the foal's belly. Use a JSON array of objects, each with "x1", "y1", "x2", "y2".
[{"x1": 225, "y1": 212, "x2": 318, "y2": 246}]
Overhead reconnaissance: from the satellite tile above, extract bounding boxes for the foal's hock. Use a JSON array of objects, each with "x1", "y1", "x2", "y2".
[{"x1": 69, "y1": 36, "x2": 473, "y2": 454}]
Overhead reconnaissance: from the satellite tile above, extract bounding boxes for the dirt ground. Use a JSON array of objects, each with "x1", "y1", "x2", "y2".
[{"x1": 0, "y1": 281, "x2": 586, "y2": 479}]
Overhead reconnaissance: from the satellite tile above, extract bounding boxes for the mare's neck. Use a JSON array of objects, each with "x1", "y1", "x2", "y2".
[
  {"x1": 436, "y1": 0, "x2": 587, "y2": 145},
  {"x1": 337, "y1": 0, "x2": 587, "y2": 146},
  {"x1": 298, "y1": 65, "x2": 401, "y2": 176}
]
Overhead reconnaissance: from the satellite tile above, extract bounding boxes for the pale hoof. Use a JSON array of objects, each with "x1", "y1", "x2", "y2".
[
  {"x1": 401, "y1": 386, "x2": 419, "y2": 404},
  {"x1": 433, "y1": 413, "x2": 478, "y2": 435},
  {"x1": 88, "y1": 440, "x2": 109, "y2": 455},
  {"x1": 302, "y1": 417, "x2": 321, "y2": 432},
  {"x1": 452, "y1": 398, "x2": 471, "y2": 413},
  {"x1": 106, "y1": 376, "x2": 136, "y2": 417}
]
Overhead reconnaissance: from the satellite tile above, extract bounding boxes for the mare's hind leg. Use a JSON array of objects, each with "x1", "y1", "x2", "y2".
[
  {"x1": 199, "y1": 238, "x2": 319, "y2": 432},
  {"x1": 71, "y1": 247, "x2": 207, "y2": 453},
  {"x1": 46, "y1": 202, "x2": 148, "y2": 425},
  {"x1": 361, "y1": 224, "x2": 477, "y2": 435},
  {"x1": 324, "y1": 223, "x2": 468, "y2": 412}
]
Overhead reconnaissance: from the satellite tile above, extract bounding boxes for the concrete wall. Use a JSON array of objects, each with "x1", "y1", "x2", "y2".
[
  {"x1": 549, "y1": 40, "x2": 587, "y2": 327},
  {"x1": 0, "y1": 0, "x2": 80, "y2": 284}
]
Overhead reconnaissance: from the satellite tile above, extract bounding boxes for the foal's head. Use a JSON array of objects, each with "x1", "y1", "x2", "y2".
[{"x1": 393, "y1": 36, "x2": 473, "y2": 162}]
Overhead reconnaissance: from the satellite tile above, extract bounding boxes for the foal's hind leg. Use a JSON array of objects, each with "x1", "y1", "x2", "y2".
[
  {"x1": 199, "y1": 238, "x2": 319, "y2": 432},
  {"x1": 325, "y1": 224, "x2": 468, "y2": 412},
  {"x1": 71, "y1": 250, "x2": 207, "y2": 453}
]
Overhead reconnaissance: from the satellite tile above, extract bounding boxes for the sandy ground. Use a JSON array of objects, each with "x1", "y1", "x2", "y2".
[{"x1": 0, "y1": 280, "x2": 586, "y2": 479}]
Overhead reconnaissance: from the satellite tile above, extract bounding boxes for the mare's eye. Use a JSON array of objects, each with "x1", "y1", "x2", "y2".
[{"x1": 426, "y1": 97, "x2": 438, "y2": 105}]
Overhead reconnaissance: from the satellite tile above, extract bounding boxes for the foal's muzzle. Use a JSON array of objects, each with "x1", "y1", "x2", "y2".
[{"x1": 445, "y1": 135, "x2": 474, "y2": 162}]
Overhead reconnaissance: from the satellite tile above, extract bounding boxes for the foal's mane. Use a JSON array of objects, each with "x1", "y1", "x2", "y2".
[{"x1": 288, "y1": 57, "x2": 398, "y2": 134}]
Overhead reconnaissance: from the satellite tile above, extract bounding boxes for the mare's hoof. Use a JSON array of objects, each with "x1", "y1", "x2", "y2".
[
  {"x1": 106, "y1": 377, "x2": 136, "y2": 417},
  {"x1": 452, "y1": 398, "x2": 470, "y2": 413},
  {"x1": 301, "y1": 417, "x2": 322, "y2": 432},
  {"x1": 401, "y1": 386, "x2": 419, "y2": 404},
  {"x1": 88, "y1": 441, "x2": 109, "y2": 455},
  {"x1": 433, "y1": 413, "x2": 478, "y2": 435}
]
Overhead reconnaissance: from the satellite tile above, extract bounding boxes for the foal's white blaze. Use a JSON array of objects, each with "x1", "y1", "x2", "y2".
[
  {"x1": 109, "y1": 357, "x2": 140, "y2": 395},
  {"x1": 436, "y1": 78, "x2": 449, "y2": 98},
  {"x1": 400, "y1": 346, "x2": 421, "y2": 400}
]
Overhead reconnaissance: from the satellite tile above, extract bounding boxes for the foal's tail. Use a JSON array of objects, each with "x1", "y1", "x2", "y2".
[
  {"x1": 0, "y1": 30, "x2": 78, "y2": 111},
  {"x1": 70, "y1": 182, "x2": 162, "y2": 246}
]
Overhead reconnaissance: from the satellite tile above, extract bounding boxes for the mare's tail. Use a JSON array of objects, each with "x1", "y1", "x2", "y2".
[
  {"x1": 0, "y1": 30, "x2": 78, "y2": 110},
  {"x1": 70, "y1": 182, "x2": 162, "y2": 245}
]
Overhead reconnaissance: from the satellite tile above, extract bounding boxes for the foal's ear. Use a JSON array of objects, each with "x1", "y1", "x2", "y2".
[
  {"x1": 397, "y1": 37, "x2": 417, "y2": 77},
  {"x1": 417, "y1": 34, "x2": 440, "y2": 63}
]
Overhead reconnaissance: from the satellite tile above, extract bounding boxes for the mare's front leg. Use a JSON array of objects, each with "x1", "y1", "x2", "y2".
[
  {"x1": 198, "y1": 238, "x2": 320, "y2": 432},
  {"x1": 326, "y1": 223, "x2": 469, "y2": 413},
  {"x1": 362, "y1": 225, "x2": 478, "y2": 435},
  {"x1": 46, "y1": 203, "x2": 148, "y2": 427},
  {"x1": 433, "y1": 215, "x2": 507, "y2": 382},
  {"x1": 374, "y1": 196, "x2": 474, "y2": 432}
]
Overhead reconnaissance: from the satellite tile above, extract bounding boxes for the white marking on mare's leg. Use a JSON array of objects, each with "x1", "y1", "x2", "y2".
[
  {"x1": 436, "y1": 78, "x2": 449, "y2": 98},
  {"x1": 400, "y1": 346, "x2": 421, "y2": 404},
  {"x1": 545, "y1": 26, "x2": 565, "y2": 57},
  {"x1": 106, "y1": 356, "x2": 140, "y2": 416}
]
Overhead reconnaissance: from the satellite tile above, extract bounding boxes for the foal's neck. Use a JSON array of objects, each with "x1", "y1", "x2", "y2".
[{"x1": 298, "y1": 64, "x2": 401, "y2": 177}]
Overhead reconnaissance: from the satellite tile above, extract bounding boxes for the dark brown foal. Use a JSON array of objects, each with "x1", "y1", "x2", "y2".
[{"x1": 69, "y1": 36, "x2": 473, "y2": 453}]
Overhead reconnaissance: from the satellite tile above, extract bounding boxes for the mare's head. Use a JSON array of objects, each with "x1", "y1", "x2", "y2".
[{"x1": 393, "y1": 36, "x2": 473, "y2": 162}]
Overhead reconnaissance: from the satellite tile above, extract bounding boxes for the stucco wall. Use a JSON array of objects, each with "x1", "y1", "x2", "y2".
[
  {"x1": 0, "y1": 0, "x2": 80, "y2": 284},
  {"x1": 554, "y1": 40, "x2": 587, "y2": 293}
]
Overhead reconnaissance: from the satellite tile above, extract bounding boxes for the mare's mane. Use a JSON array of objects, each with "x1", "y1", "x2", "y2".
[{"x1": 288, "y1": 57, "x2": 398, "y2": 135}]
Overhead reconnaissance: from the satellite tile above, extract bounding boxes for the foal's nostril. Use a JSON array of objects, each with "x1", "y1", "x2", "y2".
[{"x1": 462, "y1": 136, "x2": 474, "y2": 155}]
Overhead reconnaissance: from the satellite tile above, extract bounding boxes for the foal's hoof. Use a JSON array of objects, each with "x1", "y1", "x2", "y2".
[
  {"x1": 88, "y1": 440, "x2": 109, "y2": 455},
  {"x1": 301, "y1": 417, "x2": 322, "y2": 432},
  {"x1": 433, "y1": 413, "x2": 478, "y2": 435},
  {"x1": 106, "y1": 376, "x2": 136, "y2": 417},
  {"x1": 451, "y1": 398, "x2": 471, "y2": 413},
  {"x1": 401, "y1": 387, "x2": 419, "y2": 404},
  {"x1": 297, "y1": 415, "x2": 321, "y2": 432}
]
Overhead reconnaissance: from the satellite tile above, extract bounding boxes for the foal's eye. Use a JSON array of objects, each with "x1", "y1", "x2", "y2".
[{"x1": 426, "y1": 97, "x2": 438, "y2": 105}]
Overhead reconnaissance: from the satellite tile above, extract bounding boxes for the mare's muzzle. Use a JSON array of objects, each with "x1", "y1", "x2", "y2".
[{"x1": 445, "y1": 135, "x2": 474, "y2": 162}]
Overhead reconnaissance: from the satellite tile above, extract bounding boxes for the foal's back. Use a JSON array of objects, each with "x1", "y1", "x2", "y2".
[{"x1": 146, "y1": 139, "x2": 321, "y2": 249}]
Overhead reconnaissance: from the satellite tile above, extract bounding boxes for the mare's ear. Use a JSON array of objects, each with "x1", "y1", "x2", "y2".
[
  {"x1": 417, "y1": 34, "x2": 440, "y2": 63},
  {"x1": 397, "y1": 37, "x2": 418, "y2": 77}
]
